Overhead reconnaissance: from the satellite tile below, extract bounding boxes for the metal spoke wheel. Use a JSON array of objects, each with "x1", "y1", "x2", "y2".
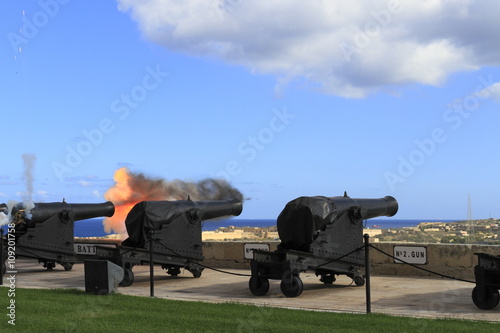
[
  {"x1": 167, "y1": 266, "x2": 181, "y2": 277},
  {"x1": 280, "y1": 272, "x2": 303, "y2": 297},
  {"x1": 472, "y1": 286, "x2": 500, "y2": 310},
  {"x1": 119, "y1": 268, "x2": 135, "y2": 287},
  {"x1": 61, "y1": 262, "x2": 74, "y2": 271},
  {"x1": 354, "y1": 276, "x2": 365, "y2": 287},
  {"x1": 190, "y1": 268, "x2": 203, "y2": 278},
  {"x1": 249, "y1": 276, "x2": 270, "y2": 296},
  {"x1": 319, "y1": 273, "x2": 336, "y2": 285},
  {"x1": 43, "y1": 261, "x2": 56, "y2": 270}
]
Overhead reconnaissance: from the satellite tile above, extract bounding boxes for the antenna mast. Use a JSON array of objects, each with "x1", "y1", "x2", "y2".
[{"x1": 467, "y1": 193, "x2": 474, "y2": 243}]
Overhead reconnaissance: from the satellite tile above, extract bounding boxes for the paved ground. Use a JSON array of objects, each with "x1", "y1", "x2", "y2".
[{"x1": 5, "y1": 258, "x2": 500, "y2": 322}]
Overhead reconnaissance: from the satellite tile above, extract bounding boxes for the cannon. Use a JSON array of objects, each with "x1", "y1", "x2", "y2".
[
  {"x1": 472, "y1": 253, "x2": 500, "y2": 310},
  {"x1": 3, "y1": 201, "x2": 114, "y2": 271},
  {"x1": 249, "y1": 192, "x2": 398, "y2": 297},
  {"x1": 95, "y1": 198, "x2": 242, "y2": 286},
  {"x1": 0, "y1": 203, "x2": 7, "y2": 276}
]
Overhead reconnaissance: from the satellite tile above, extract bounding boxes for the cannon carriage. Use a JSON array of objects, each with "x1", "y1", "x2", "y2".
[
  {"x1": 249, "y1": 193, "x2": 398, "y2": 297},
  {"x1": 95, "y1": 198, "x2": 242, "y2": 287},
  {"x1": 1, "y1": 201, "x2": 115, "y2": 273}
]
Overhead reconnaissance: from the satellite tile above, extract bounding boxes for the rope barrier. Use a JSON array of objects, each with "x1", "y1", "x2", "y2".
[
  {"x1": 153, "y1": 238, "x2": 252, "y2": 277},
  {"x1": 316, "y1": 245, "x2": 366, "y2": 268},
  {"x1": 368, "y1": 244, "x2": 478, "y2": 284},
  {"x1": 8, "y1": 233, "x2": 498, "y2": 290}
]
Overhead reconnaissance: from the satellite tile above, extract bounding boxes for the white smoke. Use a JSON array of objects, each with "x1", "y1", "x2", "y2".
[
  {"x1": 21, "y1": 153, "x2": 37, "y2": 219},
  {"x1": 0, "y1": 200, "x2": 20, "y2": 226},
  {"x1": 0, "y1": 154, "x2": 37, "y2": 226},
  {"x1": 22, "y1": 153, "x2": 36, "y2": 202},
  {"x1": 0, "y1": 211, "x2": 8, "y2": 226}
]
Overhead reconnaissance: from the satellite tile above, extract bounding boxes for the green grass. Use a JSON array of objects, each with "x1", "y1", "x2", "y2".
[{"x1": 0, "y1": 287, "x2": 498, "y2": 332}]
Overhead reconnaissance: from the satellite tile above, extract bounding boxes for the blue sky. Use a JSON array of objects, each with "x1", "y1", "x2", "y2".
[{"x1": 1, "y1": 0, "x2": 500, "y2": 220}]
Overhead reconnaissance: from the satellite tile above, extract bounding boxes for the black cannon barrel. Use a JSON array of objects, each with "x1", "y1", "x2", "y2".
[
  {"x1": 0, "y1": 203, "x2": 7, "y2": 214},
  {"x1": 194, "y1": 198, "x2": 243, "y2": 221},
  {"x1": 326, "y1": 196, "x2": 398, "y2": 219},
  {"x1": 14, "y1": 201, "x2": 115, "y2": 224}
]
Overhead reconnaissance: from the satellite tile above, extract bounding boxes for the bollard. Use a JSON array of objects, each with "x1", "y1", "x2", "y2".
[
  {"x1": 364, "y1": 234, "x2": 371, "y2": 314},
  {"x1": 0, "y1": 228, "x2": 3, "y2": 285},
  {"x1": 149, "y1": 230, "x2": 155, "y2": 297}
]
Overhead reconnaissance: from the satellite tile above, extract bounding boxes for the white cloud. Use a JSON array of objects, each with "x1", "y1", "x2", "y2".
[
  {"x1": 79, "y1": 180, "x2": 92, "y2": 187},
  {"x1": 476, "y1": 82, "x2": 500, "y2": 102},
  {"x1": 117, "y1": 0, "x2": 500, "y2": 98},
  {"x1": 92, "y1": 190, "x2": 101, "y2": 198},
  {"x1": 37, "y1": 190, "x2": 48, "y2": 199}
]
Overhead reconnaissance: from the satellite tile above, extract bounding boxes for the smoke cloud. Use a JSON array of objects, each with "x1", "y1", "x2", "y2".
[
  {"x1": 103, "y1": 167, "x2": 244, "y2": 237},
  {"x1": 22, "y1": 153, "x2": 37, "y2": 219},
  {"x1": 1, "y1": 154, "x2": 37, "y2": 225},
  {"x1": 0, "y1": 205, "x2": 8, "y2": 226},
  {"x1": 22, "y1": 153, "x2": 36, "y2": 202}
]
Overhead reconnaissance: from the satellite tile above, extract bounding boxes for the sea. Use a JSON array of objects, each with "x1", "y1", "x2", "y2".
[{"x1": 70, "y1": 218, "x2": 460, "y2": 238}]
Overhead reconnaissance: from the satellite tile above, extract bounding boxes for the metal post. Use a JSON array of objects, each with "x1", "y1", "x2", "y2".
[
  {"x1": 149, "y1": 230, "x2": 154, "y2": 297},
  {"x1": 364, "y1": 234, "x2": 371, "y2": 314},
  {"x1": 0, "y1": 228, "x2": 4, "y2": 286}
]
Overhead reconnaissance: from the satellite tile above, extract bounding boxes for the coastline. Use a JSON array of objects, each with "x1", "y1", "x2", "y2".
[
  {"x1": 73, "y1": 218, "x2": 460, "y2": 238},
  {"x1": 74, "y1": 218, "x2": 500, "y2": 244}
]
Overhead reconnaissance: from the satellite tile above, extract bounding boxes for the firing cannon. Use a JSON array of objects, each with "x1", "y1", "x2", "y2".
[
  {"x1": 0, "y1": 203, "x2": 7, "y2": 276},
  {"x1": 249, "y1": 192, "x2": 398, "y2": 297},
  {"x1": 5, "y1": 201, "x2": 114, "y2": 271},
  {"x1": 96, "y1": 198, "x2": 242, "y2": 286}
]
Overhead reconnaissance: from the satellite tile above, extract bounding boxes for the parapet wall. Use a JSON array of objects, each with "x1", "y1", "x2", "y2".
[
  {"x1": 72, "y1": 239, "x2": 498, "y2": 280},
  {"x1": 202, "y1": 241, "x2": 500, "y2": 280}
]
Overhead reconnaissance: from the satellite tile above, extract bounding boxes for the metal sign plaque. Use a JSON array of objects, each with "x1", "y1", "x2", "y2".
[
  {"x1": 393, "y1": 246, "x2": 427, "y2": 265},
  {"x1": 244, "y1": 243, "x2": 270, "y2": 259}
]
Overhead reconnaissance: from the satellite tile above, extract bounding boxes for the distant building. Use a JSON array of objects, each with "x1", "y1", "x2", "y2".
[
  {"x1": 423, "y1": 228, "x2": 441, "y2": 232},
  {"x1": 363, "y1": 229, "x2": 382, "y2": 237}
]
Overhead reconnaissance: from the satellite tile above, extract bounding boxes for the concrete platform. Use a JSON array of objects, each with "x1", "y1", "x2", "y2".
[{"x1": 5, "y1": 258, "x2": 500, "y2": 322}]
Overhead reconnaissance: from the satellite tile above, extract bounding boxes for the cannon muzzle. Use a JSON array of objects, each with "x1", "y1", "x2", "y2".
[
  {"x1": 0, "y1": 203, "x2": 7, "y2": 214},
  {"x1": 12, "y1": 201, "x2": 115, "y2": 226}
]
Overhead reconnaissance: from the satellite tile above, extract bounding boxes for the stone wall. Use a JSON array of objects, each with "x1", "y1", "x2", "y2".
[
  {"x1": 369, "y1": 242, "x2": 500, "y2": 280},
  {"x1": 201, "y1": 241, "x2": 500, "y2": 280},
  {"x1": 73, "y1": 239, "x2": 499, "y2": 280}
]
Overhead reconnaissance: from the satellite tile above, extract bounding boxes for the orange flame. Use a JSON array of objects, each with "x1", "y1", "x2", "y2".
[
  {"x1": 103, "y1": 167, "x2": 135, "y2": 237},
  {"x1": 103, "y1": 167, "x2": 244, "y2": 239},
  {"x1": 103, "y1": 167, "x2": 180, "y2": 238}
]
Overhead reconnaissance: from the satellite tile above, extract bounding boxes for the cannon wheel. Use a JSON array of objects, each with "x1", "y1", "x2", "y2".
[
  {"x1": 280, "y1": 272, "x2": 303, "y2": 297},
  {"x1": 354, "y1": 276, "x2": 365, "y2": 287},
  {"x1": 190, "y1": 268, "x2": 203, "y2": 278},
  {"x1": 60, "y1": 262, "x2": 74, "y2": 271},
  {"x1": 119, "y1": 269, "x2": 134, "y2": 287},
  {"x1": 167, "y1": 266, "x2": 181, "y2": 277},
  {"x1": 472, "y1": 286, "x2": 500, "y2": 310},
  {"x1": 319, "y1": 273, "x2": 336, "y2": 285},
  {"x1": 249, "y1": 276, "x2": 270, "y2": 296},
  {"x1": 43, "y1": 261, "x2": 56, "y2": 270}
]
